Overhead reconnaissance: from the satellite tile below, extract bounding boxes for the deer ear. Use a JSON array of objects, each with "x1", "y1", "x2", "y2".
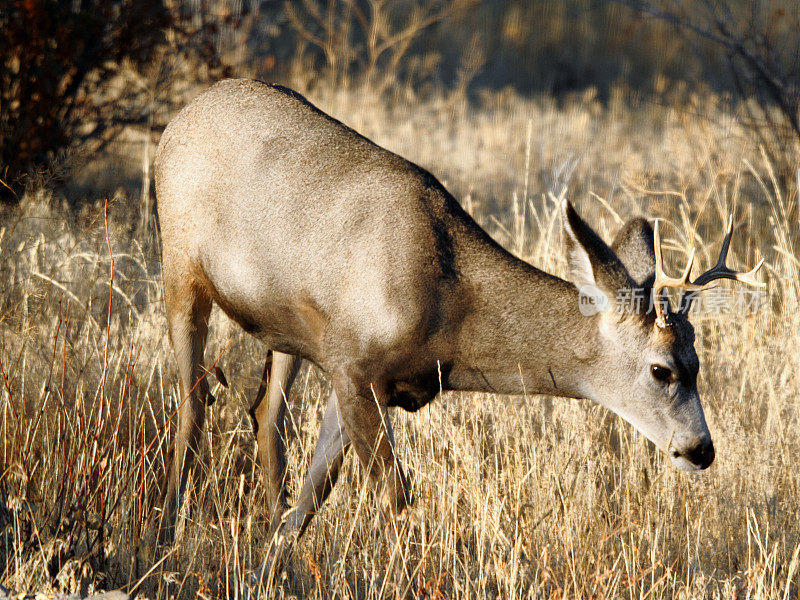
[
  {"x1": 611, "y1": 217, "x2": 655, "y2": 287},
  {"x1": 561, "y1": 200, "x2": 633, "y2": 298}
]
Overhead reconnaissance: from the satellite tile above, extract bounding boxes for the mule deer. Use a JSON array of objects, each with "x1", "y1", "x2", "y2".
[{"x1": 154, "y1": 79, "x2": 763, "y2": 583}]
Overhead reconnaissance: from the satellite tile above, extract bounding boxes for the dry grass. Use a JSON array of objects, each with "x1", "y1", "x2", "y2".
[{"x1": 1, "y1": 83, "x2": 799, "y2": 599}]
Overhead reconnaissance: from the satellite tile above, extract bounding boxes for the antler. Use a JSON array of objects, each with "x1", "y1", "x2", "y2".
[
  {"x1": 676, "y1": 215, "x2": 765, "y2": 315},
  {"x1": 652, "y1": 220, "x2": 712, "y2": 328}
]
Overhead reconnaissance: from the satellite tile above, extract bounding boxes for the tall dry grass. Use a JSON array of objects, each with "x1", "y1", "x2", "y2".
[{"x1": 1, "y1": 84, "x2": 799, "y2": 599}]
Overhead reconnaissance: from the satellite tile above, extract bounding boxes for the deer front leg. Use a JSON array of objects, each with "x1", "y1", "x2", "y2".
[
  {"x1": 251, "y1": 352, "x2": 303, "y2": 533},
  {"x1": 342, "y1": 396, "x2": 411, "y2": 520},
  {"x1": 251, "y1": 389, "x2": 350, "y2": 587},
  {"x1": 337, "y1": 381, "x2": 413, "y2": 595},
  {"x1": 249, "y1": 378, "x2": 412, "y2": 592}
]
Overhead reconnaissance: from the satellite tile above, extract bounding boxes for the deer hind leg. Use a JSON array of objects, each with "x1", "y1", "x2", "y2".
[
  {"x1": 251, "y1": 388, "x2": 350, "y2": 587},
  {"x1": 159, "y1": 265, "x2": 213, "y2": 546},
  {"x1": 251, "y1": 351, "x2": 303, "y2": 533}
]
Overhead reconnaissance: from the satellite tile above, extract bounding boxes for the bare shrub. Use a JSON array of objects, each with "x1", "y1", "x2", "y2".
[
  {"x1": 612, "y1": 0, "x2": 800, "y2": 186},
  {"x1": 284, "y1": 0, "x2": 479, "y2": 95}
]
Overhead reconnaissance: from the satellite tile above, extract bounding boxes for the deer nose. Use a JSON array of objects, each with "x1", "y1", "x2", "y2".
[{"x1": 671, "y1": 437, "x2": 715, "y2": 470}]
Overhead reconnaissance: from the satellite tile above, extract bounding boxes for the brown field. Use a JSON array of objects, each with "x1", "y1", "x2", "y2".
[{"x1": 1, "y1": 81, "x2": 799, "y2": 599}]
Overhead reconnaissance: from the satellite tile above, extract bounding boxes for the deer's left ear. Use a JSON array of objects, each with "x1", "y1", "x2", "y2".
[{"x1": 561, "y1": 200, "x2": 633, "y2": 298}]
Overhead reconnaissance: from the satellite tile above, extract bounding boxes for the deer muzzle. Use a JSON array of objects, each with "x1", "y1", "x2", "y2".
[{"x1": 668, "y1": 434, "x2": 715, "y2": 471}]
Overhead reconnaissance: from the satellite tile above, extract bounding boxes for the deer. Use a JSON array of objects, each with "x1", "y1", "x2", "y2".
[{"x1": 153, "y1": 78, "x2": 764, "y2": 587}]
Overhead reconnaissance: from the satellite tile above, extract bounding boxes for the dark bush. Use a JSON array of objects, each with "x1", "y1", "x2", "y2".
[{"x1": 0, "y1": 0, "x2": 175, "y2": 203}]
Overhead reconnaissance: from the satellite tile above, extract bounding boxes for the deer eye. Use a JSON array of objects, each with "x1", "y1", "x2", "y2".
[{"x1": 650, "y1": 364, "x2": 673, "y2": 383}]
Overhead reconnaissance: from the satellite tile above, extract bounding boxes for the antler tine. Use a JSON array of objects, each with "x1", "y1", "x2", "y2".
[
  {"x1": 652, "y1": 220, "x2": 708, "y2": 328},
  {"x1": 689, "y1": 215, "x2": 766, "y2": 288},
  {"x1": 734, "y1": 257, "x2": 766, "y2": 287},
  {"x1": 717, "y1": 215, "x2": 734, "y2": 267},
  {"x1": 678, "y1": 215, "x2": 765, "y2": 315}
]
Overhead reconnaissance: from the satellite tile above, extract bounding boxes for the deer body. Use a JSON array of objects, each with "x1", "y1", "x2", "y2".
[
  {"x1": 157, "y1": 80, "x2": 592, "y2": 404},
  {"x1": 155, "y1": 79, "x2": 761, "y2": 586}
]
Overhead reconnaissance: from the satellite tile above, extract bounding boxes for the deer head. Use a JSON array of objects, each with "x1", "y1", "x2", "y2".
[{"x1": 562, "y1": 201, "x2": 764, "y2": 470}]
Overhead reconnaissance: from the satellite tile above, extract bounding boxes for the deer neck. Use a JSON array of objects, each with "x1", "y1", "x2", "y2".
[{"x1": 446, "y1": 248, "x2": 600, "y2": 399}]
